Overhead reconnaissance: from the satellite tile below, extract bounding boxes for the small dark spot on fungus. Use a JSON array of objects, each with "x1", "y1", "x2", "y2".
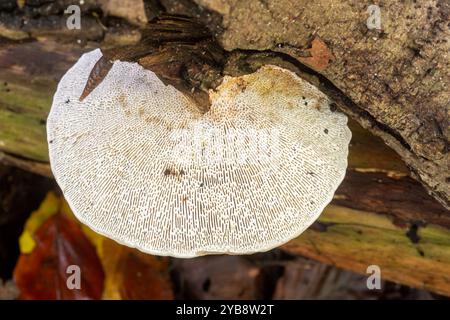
[
  {"x1": 3, "y1": 82, "x2": 7, "y2": 86},
  {"x1": 307, "y1": 171, "x2": 315, "y2": 176},
  {"x1": 39, "y1": 119, "x2": 46, "y2": 125},
  {"x1": 330, "y1": 102, "x2": 337, "y2": 112},
  {"x1": 199, "y1": 182, "x2": 204, "y2": 187},
  {"x1": 304, "y1": 101, "x2": 308, "y2": 106},
  {"x1": 324, "y1": 128, "x2": 329, "y2": 134},
  {"x1": 5, "y1": 88, "x2": 10, "y2": 92},
  {"x1": 164, "y1": 168, "x2": 185, "y2": 177},
  {"x1": 49, "y1": 140, "x2": 54, "y2": 144},
  {"x1": 65, "y1": 99, "x2": 70, "y2": 104}
]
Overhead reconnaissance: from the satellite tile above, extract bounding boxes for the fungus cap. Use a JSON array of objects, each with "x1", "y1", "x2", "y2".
[{"x1": 47, "y1": 49, "x2": 351, "y2": 258}]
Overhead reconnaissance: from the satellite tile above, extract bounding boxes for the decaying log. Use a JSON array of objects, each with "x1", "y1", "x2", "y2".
[
  {"x1": 0, "y1": 1, "x2": 449, "y2": 296},
  {"x1": 1, "y1": 37, "x2": 449, "y2": 296}
]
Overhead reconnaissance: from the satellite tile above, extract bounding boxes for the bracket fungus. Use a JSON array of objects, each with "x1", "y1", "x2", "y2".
[{"x1": 47, "y1": 49, "x2": 351, "y2": 258}]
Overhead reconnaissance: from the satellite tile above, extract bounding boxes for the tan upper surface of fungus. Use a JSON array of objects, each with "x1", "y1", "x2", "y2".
[{"x1": 47, "y1": 49, "x2": 351, "y2": 257}]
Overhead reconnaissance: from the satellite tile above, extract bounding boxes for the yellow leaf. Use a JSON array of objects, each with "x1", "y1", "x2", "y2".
[
  {"x1": 18, "y1": 231, "x2": 36, "y2": 254},
  {"x1": 18, "y1": 191, "x2": 60, "y2": 254}
]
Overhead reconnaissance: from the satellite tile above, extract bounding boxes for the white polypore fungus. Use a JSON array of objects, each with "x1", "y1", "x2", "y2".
[{"x1": 47, "y1": 49, "x2": 351, "y2": 258}]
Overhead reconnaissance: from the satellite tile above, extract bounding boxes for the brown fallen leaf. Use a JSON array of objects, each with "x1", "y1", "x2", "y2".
[
  {"x1": 297, "y1": 37, "x2": 334, "y2": 72},
  {"x1": 79, "y1": 56, "x2": 113, "y2": 101},
  {"x1": 13, "y1": 213, "x2": 104, "y2": 300}
]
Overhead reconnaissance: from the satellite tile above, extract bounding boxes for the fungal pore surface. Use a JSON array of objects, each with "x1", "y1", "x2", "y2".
[{"x1": 47, "y1": 49, "x2": 351, "y2": 257}]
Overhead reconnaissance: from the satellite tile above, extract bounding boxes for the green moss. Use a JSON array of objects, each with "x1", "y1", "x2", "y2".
[
  {"x1": 286, "y1": 205, "x2": 450, "y2": 295},
  {"x1": 0, "y1": 109, "x2": 48, "y2": 161},
  {"x1": 0, "y1": 74, "x2": 53, "y2": 161}
]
